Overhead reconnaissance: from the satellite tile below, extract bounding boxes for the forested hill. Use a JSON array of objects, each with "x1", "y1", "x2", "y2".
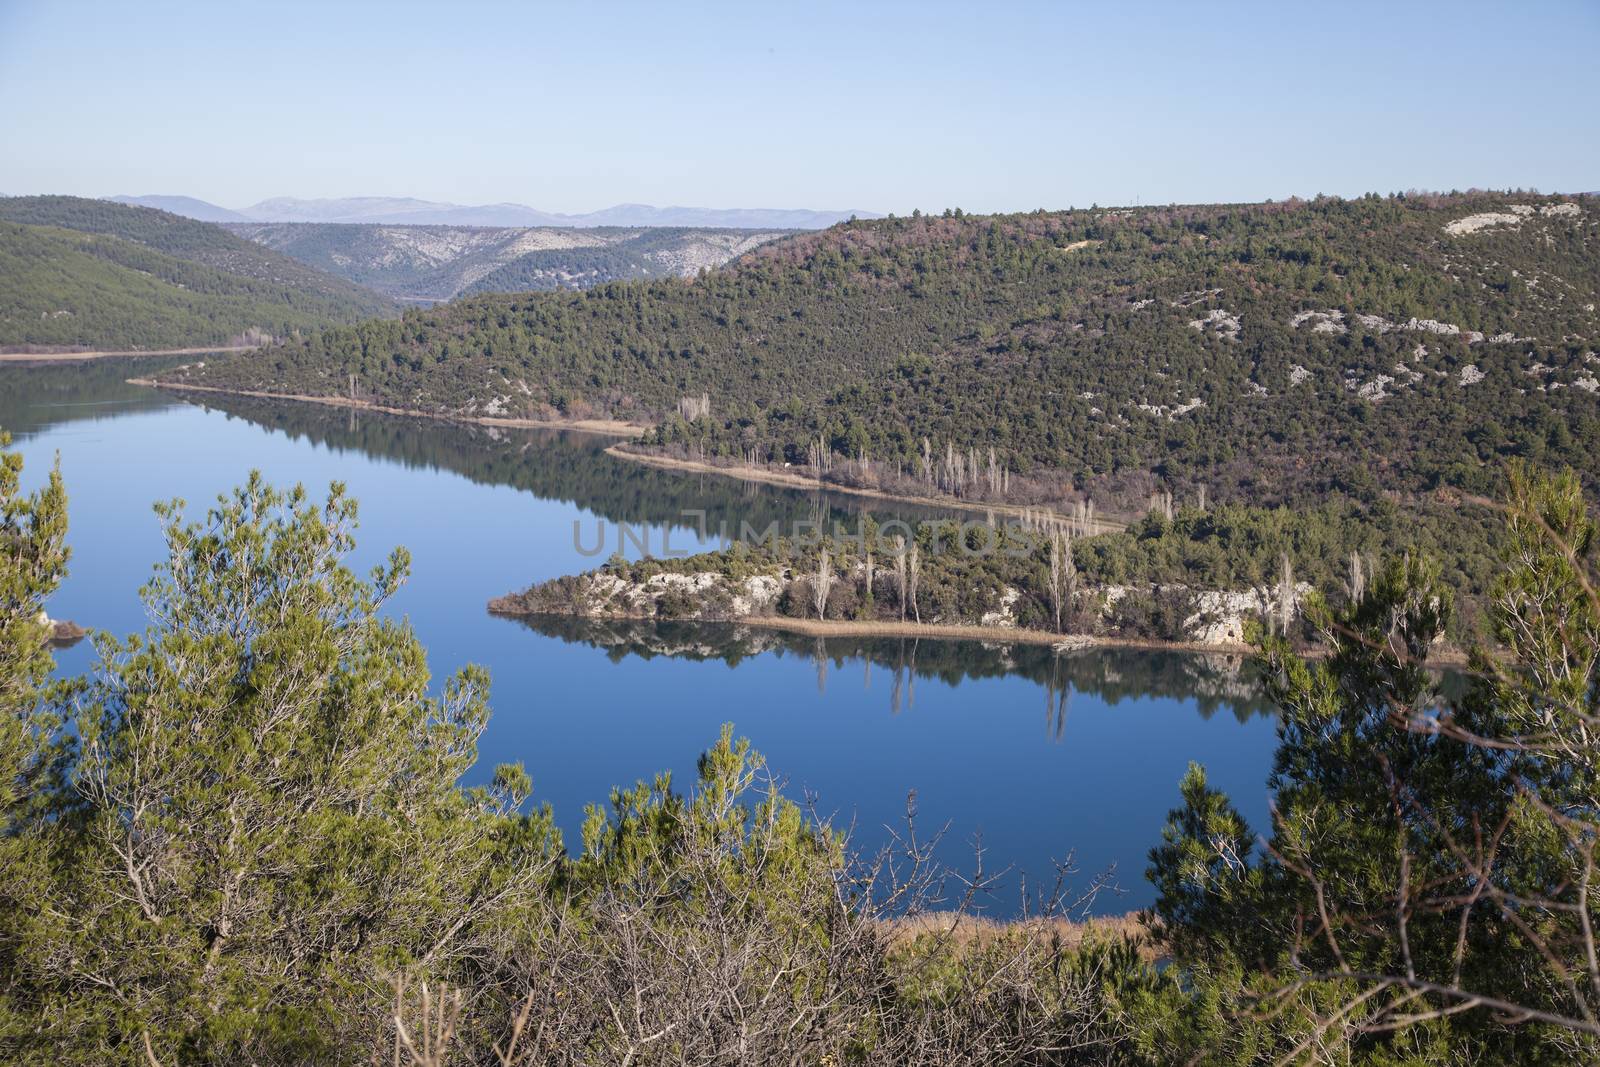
[
  {"x1": 0, "y1": 196, "x2": 393, "y2": 349},
  {"x1": 161, "y1": 192, "x2": 1599, "y2": 511}
]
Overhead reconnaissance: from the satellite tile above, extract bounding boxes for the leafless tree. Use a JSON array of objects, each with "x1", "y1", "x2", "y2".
[
  {"x1": 1346, "y1": 549, "x2": 1366, "y2": 605},
  {"x1": 676, "y1": 392, "x2": 711, "y2": 420},
  {"x1": 812, "y1": 545, "x2": 833, "y2": 620},
  {"x1": 1048, "y1": 526, "x2": 1077, "y2": 633},
  {"x1": 892, "y1": 535, "x2": 908, "y2": 622},
  {"x1": 908, "y1": 542, "x2": 922, "y2": 624},
  {"x1": 863, "y1": 542, "x2": 875, "y2": 616},
  {"x1": 1277, "y1": 551, "x2": 1296, "y2": 635}
]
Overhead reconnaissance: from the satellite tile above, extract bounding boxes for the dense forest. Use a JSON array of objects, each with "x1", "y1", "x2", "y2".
[
  {"x1": 0, "y1": 196, "x2": 392, "y2": 348},
  {"x1": 163, "y1": 193, "x2": 1599, "y2": 516}
]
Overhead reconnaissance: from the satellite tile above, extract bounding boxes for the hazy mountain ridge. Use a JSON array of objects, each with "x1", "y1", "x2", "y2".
[
  {"x1": 106, "y1": 195, "x2": 251, "y2": 222},
  {"x1": 227, "y1": 222, "x2": 792, "y2": 302},
  {"x1": 109, "y1": 194, "x2": 877, "y2": 229}
]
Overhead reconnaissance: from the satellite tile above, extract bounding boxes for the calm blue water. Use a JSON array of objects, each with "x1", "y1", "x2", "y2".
[{"x1": 4, "y1": 365, "x2": 1280, "y2": 915}]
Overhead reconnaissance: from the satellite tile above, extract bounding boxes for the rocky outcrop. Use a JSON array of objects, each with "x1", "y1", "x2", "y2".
[
  {"x1": 1444, "y1": 202, "x2": 1581, "y2": 235},
  {"x1": 36, "y1": 611, "x2": 87, "y2": 646},
  {"x1": 1185, "y1": 585, "x2": 1312, "y2": 645},
  {"x1": 1188, "y1": 308, "x2": 1241, "y2": 341},
  {"x1": 493, "y1": 567, "x2": 1309, "y2": 649},
  {"x1": 232, "y1": 223, "x2": 791, "y2": 303}
]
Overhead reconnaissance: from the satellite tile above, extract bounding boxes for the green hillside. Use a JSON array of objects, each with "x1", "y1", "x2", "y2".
[
  {"x1": 0, "y1": 196, "x2": 393, "y2": 349},
  {"x1": 164, "y1": 192, "x2": 1599, "y2": 513}
]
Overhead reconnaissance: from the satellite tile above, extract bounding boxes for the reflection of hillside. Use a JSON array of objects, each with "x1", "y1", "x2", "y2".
[
  {"x1": 191, "y1": 391, "x2": 947, "y2": 533},
  {"x1": 0, "y1": 356, "x2": 187, "y2": 438},
  {"x1": 510, "y1": 615, "x2": 1278, "y2": 725}
]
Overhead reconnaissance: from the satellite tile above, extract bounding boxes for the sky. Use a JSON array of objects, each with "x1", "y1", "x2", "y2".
[{"x1": 0, "y1": 0, "x2": 1596, "y2": 215}]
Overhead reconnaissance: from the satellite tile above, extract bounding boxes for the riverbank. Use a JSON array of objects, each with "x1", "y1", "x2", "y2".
[
  {"x1": 0, "y1": 344, "x2": 256, "y2": 364},
  {"x1": 742, "y1": 616, "x2": 1467, "y2": 667},
  {"x1": 736, "y1": 614, "x2": 1255, "y2": 655},
  {"x1": 489, "y1": 603, "x2": 1479, "y2": 667},
  {"x1": 129, "y1": 379, "x2": 648, "y2": 437},
  {"x1": 487, "y1": 599, "x2": 1260, "y2": 657},
  {"x1": 607, "y1": 444, "x2": 1129, "y2": 531},
  {"x1": 134, "y1": 378, "x2": 1130, "y2": 526}
]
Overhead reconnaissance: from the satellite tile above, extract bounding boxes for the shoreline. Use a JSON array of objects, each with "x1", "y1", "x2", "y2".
[
  {"x1": 489, "y1": 605, "x2": 1476, "y2": 666},
  {"x1": 607, "y1": 444, "x2": 1129, "y2": 530},
  {"x1": 129, "y1": 379, "x2": 648, "y2": 437},
  {"x1": 734, "y1": 614, "x2": 1251, "y2": 654},
  {"x1": 0, "y1": 344, "x2": 256, "y2": 364},
  {"x1": 133, "y1": 379, "x2": 1129, "y2": 526},
  {"x1": 487, "y1": 603, "x2": 1258, "y2": 657}
]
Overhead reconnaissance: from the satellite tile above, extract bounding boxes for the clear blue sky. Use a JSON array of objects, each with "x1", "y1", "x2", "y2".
[{"x1": 1, "y1": 0, "x2": 1595, "y2": 213}]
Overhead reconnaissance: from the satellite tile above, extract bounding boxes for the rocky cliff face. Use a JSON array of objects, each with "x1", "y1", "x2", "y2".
[
  {"x1": 491, "y1": 563, "x2": 1307, "y2": 648},
  {"x1": 228, "y1": 223, "x2": 791, "y2": 303}
]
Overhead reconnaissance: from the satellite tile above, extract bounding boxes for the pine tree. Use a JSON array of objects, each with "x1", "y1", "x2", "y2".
[
  {"x1": 0, "y1": 433, "x2": 70, "y2": 1042},
  {"x1": 23, "y1": 475, "x2": 554, "y2": 1063}
]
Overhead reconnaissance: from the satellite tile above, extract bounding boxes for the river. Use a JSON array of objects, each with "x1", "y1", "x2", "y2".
[{"x1": 3, "y1": 357, "x2": 1280, "y2": 915}]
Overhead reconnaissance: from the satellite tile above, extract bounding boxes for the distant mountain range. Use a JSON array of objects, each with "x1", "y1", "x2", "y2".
[{"x1": 107, "y1": 195, "x2": 878, "y2": 230}]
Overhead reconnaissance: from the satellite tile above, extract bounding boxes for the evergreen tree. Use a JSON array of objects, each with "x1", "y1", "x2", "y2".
[
  {"x1": 0, "y1": 432, "x2": 70, "y2": 1049},
  {"x1": 1149, "y1": 468, "x2": 1600, "y2": 1063},
  {"x1": 11, "y1": 474, "x2": 555, "y2": 1064}
]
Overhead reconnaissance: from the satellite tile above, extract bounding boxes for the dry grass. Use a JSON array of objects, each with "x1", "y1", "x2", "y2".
[{"x1": 886, "y1": 910, "x2": 1158, "y2": 959}]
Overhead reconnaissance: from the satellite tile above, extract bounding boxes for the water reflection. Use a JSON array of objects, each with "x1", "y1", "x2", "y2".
[
  {"x1": 509, "y1": 615, "x2": 1279, "y2": 728},
  {"x1": 0, "y1": 361, "x2": 1286, "y2": 914},
  {"x1": 186, "y1": 390, "x2": 948, "y2": 536},
  {"x1": 0, "y1": 355, "x2": 187, "y2": 438}
]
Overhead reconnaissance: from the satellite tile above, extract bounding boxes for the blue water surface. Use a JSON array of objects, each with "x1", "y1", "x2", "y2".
[{"x1": 4, "y1": 365, "x2": 1280, "y2": 914}]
